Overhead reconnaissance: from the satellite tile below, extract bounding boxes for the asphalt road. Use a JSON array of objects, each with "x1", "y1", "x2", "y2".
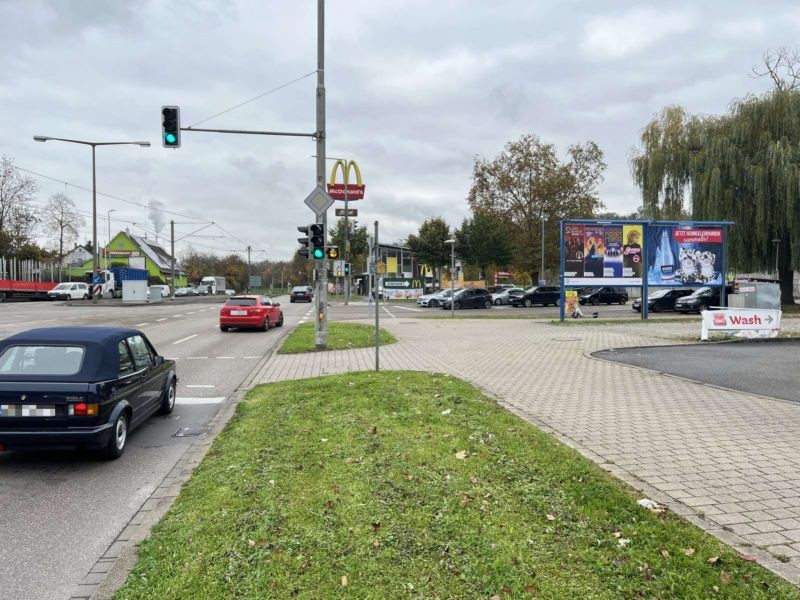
[
  {"x1": 594, "y1": 339, "x2": 800, "y2": 404},
  {"x1": 0, "y1": 295, "x2": 313, "y2": 600}
]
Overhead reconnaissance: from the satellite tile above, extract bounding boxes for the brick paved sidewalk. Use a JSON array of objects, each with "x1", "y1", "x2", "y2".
[{"x1": 257, "y1": 316, "x2": 800, "y2": 584}]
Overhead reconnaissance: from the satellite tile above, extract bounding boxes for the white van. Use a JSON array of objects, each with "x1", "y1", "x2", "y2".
[{"x1": 48, "y1": 282, "x2": 89, "y2": 301}]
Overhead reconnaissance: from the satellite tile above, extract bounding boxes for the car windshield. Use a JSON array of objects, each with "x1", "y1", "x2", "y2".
[
  {"x1": 524, "y1": 286, "x2": 539, "y2": 294},
  {"x1": 649, "y1": 289, "x2": 670, "y2": 299},
  {"x1": 0, "y1": 345, "x2": 85, "y2": 376},
  {"x1": 687, "y1": 287, "x2": 712, "y2": 298},
  {"x1": 226, "y1": 298, "x2": 257, "y2": 306},
  {"x1": 291, "y1": 287, "x2": 308, "y2": 292}
]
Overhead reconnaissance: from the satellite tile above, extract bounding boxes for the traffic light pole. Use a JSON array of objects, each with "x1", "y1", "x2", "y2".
[{"x1": 315, "y1": 0, "x2": 328, "y2": 350}]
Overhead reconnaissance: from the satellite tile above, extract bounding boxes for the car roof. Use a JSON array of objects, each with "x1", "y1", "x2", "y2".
[{"x1": 3, "y1": 326, "x2": 141, "y2": 344}]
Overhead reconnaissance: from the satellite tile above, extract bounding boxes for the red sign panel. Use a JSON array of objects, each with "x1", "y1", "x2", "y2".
[
  {"x1": 672, "y1": 228, "x2": 723, "y2": 244},
  {"x1": 327, "y1": 184, "x2": 365, "y2": 200}
]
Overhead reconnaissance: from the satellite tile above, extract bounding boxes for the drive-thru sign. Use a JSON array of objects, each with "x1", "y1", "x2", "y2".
[{"x1": 700, "y1": 308, "x2": 781, "y2": 340}]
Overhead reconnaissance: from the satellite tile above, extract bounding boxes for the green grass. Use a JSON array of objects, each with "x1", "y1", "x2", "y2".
[
  {"x1": 115, "y1": 372, "x2": 799, "y2": 599},
  {"x1": 278, "y1": 322, "x2": 396, "y2": 354}
]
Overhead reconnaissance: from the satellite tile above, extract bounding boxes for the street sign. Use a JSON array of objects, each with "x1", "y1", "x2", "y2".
[
  {"x1": 303, "y1": 185, "x2": 335, "y2": 216},
  {"x1": 249, "y1": 275, "x2": 262, "y2": 288},
  {"x1": 327, "y1": 183, "x2": 365, "y2": 200},
  {"x1": 335, "y1": 208, "x2": 358, "y2": 217},
  {"x1": 383, "y1": 278, "x2": 411, "y2": 288},
  {"x1": 333, "y1": 260, "x2": 345, "y2": 276}
]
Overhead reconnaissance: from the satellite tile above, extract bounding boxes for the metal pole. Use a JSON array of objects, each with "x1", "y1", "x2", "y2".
[
  {"x1": 374, "y1": 220, "x2": 379, "y2": 371},
  {"x1": 247, "y1": 245, "x2": 252, "y2": 292},
  {"x1": 541, "y1": 216, "x2": 545, "y2": 284},
  {"x1": 344, "y1": 174, "x2": 349, "y2": 305},
  {"x1": 450, "y1": 243, "x2": 455, "y2": 319},
  {"x1": 170, "y1": 220, "x2": 175, "y2": 298},
  {"x1": 315, "y1": 0, "x2": 328, "y2": 350},
  {"x1": 91, "y1": 144, "x2": 98, "y2": 304}
]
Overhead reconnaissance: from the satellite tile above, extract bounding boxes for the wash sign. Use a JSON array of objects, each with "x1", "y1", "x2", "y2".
[{"x1": 701, "y1": 308, "x2": 782, "y2": 340}]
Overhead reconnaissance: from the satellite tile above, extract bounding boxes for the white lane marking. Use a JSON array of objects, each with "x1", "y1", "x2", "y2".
[
  {"x1": 298, "y1": 320, "x2": 306, "y2": 324},
  {"x1": 156, "y1": 318, "x2": 168, "y2": 322},
  {"x1": 173, "y1": 334, "x2": 198, "y2": 345},
  {"x1": 216, "y1": 356, "x2": 236, "y2": 359},
  {"x1": 243, "y1": 356, "x2": 260, "y2": 359},
  {"x1": 173, "y1": 314, "x2": 183, "y2": 318},
  {"x1": 396, "y1": 306, "x2": 423, "y2": 312},
  {"x1": 165, "y1": 357, "x2": 179, "y2": 360},
  {"x1": 176, "y1": 397, "x2": 225, "y2": 405},
  {"x1": 186, "y1": 384, "x2": 215, "y2": 388},
  {"x1": 186, "y1": 311, "x2": 196, "y2": 315},
  {"x1": 187, "y1": 356, "x2": 208, "y2": 360},
  {"x1": 382, "y1": 305, "x2": 396, "y2": 319},
  {"x1": 136, "y1": 322, "x2": 150, "y2": 327}
]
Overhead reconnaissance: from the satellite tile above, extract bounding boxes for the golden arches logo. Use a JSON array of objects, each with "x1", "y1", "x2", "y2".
[{"x1": 327, "y1": 159, "x2": 365, "y2": 200}]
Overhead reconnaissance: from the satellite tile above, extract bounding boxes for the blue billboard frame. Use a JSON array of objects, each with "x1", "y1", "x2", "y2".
[{"x1": 559, "y1": 219, "x2": 733, "y2": 321}]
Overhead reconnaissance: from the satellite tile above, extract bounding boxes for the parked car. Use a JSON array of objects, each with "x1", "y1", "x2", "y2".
[
  {"x1": 492, "y1": 287, "x2": 525, "y2": 305},
  {"x1": 0, "y1": 327, "x2": 177, "y2": 459},
  {"x1": 220, "y1": 296, "x2": 284, "y2": 331},
  {"x1": 224, "y1": 289, "x2": 236, "y2": 296},
  {"x1": 632, "y1": 288, "x2": 694, "y2": 312},
  {"x1": 674, "y1": 286, "x2": 734, "y2": 314},
  {"x1": 489, "y1": 284, "x2": 517, "y2": 295},
  {"x1": 290, "y1": 285, "x2": 313, "y2": 303},
  {"x1": 579, "y1": 287, "x2": 629, "y2": 305},
  {"x1": 47, "y1": 282, "x2": 89, "y2": 301},
  {"x1": 194, "y1": 285, "x2": 208, "y2": 296},
  {"x1": 511, "y1": 286, "x2": 560, "y2": 307},
  {"x1": 174, "y1": 287, "x2": 196, "y2": 297},
  {"x1": 440, "y1": 288, "x2": 492, "y2": 310},
  {"x1": 417, "y1": 288, "x2": 457, "y2": 308}
]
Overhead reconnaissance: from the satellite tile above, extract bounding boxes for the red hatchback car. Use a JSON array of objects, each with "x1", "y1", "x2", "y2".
[{"x1": 219, "y1": 296, "x2": 284, "y2": 332}]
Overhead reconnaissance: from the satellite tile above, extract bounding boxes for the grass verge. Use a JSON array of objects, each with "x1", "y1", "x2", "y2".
[
  {"x1": 115, "y1": 372, "x2": 798, "y2": 599},
  {"x1": 278, "y1": 322, "x2": 396, "y2": 354}
]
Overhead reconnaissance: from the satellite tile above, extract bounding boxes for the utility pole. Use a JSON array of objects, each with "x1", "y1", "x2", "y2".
[
  {"x1": 246, "y1": 245, "x2": 252, "y2": 292},
  {"x1": 374, "y1": 220, "x2": 379, "y2": 371},
  {"x1": 315, "y1": 0, "x2": 328, "y2": 350},
  {"x1": 170, "y1": 220, "x2": 175, "y2": 297}
]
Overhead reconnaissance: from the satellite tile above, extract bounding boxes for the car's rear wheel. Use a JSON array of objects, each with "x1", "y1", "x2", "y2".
[
  {"x1": 494, "y1": 298, "x2": 502, "y2": 305},
  {"x1": 484, "y1": 300, "x2": 492, "y2": 308},
  {"x1": 275, "y1": 313, "x2": 284, "y2": 327},
  {"x1": 159, "y1": 378, "x2": 176, "y2": 415},
  {"x1": 430, "y1": 300, "x2": 438, "y2": 308},
  {"x1": 453, "y1": 301, "x2": 461, "y2": 310},
  {"x1": 101, "y1": 412, "x2": 129, "y2": 460},
  {"x1": 619, "y1": 298, "x2": 626, "y2": 305},
  {"x1": 592, "y1": 298, "x2": 599, "y2": 306},
  {"x1": 524, "y1": 299, "x2": 532, "y2": 308},
  {"x1": 82, "y1": 293, "x2": 88, "y2": 300},
  {"x1": 651, "y1": 304, "x2": 660, "y2": 312},
  {"x1": 220, "y1": 325, "x2": 229, "y2": 332},
  {"x1": 261, "y1": 318, "x2": 269, "y2": 331}
]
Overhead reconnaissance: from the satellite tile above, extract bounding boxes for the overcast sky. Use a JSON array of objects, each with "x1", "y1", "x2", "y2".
[{"x1": 0, "y1": 1, "x2": 793, "y2": 261}]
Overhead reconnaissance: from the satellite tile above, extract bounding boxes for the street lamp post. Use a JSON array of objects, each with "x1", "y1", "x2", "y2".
[
  {"x1": 33, "y1": 136, "x2": 150, "y2": 301},
  {"x1": 445, "y1": 239, "x2": 455, "y2": 319},
  {"x1": 541, "y1": 215, "x2": 545, "y2": 284},
  {"x1": 106, "y1": 209, "x2": 117, "y2": 268}
]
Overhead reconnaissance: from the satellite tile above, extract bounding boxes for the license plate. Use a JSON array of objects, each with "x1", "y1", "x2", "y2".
[
  {"x1": 231, "y1": 310, "x2": 247, "y2": 316},
  {"x1": 1, "y1": 404, "x2": 56, "y2": 417}
]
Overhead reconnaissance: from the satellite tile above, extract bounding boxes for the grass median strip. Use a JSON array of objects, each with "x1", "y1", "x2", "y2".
[
  {"x1": 278, "y1": 322, "x2": 396, "y2": 354},
  {"x1": 116, "y1": 371, "x2": 798, "y2": 599}
]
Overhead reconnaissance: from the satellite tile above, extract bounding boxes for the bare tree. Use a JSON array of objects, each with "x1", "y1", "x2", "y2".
[
  {"x1": 752, "y1": 46, "x2": 800, "y2": 91},
  {"x1": 0, "y1": 155, "x2": 38, "y2": 255},
  {"x1": 44, "y1": 193, "x2": 85, "y2": 265}
]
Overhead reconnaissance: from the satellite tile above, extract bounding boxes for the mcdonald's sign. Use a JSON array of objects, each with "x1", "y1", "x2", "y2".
[{"x1": 327, "y1": 159, "x2": 365, "y2": 200}]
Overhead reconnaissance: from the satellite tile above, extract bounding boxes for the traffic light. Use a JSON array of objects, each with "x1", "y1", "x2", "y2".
[
  {"x1": 297, "y1": 224, "x2": 311, "y2": 259},
  {"x1": 310, "y1": 223, "x2": 325, "y2": 259},
  {"x1": 325, "y1": 246, "x2": 339, "y2": 260},
  {"x1": 344, "y1": 263, "x2": 350, "y2": 276},
  {"x1": 161, "y1": 106, "x2": 181, "y2": 148}
]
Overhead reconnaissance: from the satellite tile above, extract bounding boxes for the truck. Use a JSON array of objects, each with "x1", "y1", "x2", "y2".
[
  {"x1": 200, "y1": 276, "x2": 226, "y2": 295},
  {"x1": 0, "y1": 257, "x2": 59, "y2": 301},
  {"x1": 84, "y1": 267, "x2": 149, "y2": 299}
]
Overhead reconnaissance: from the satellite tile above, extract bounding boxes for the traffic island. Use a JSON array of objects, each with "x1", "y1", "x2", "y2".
[{"x1": 277, "y1": 322, "x2": 396, "y2": 353}]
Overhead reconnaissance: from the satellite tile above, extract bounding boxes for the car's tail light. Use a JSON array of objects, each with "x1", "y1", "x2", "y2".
[{"x1": 69, "y1": 403, "x2": 98, "y2": 416}]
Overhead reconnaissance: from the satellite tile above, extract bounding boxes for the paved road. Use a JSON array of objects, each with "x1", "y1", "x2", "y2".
[
  {"x1": 595, "y1": 339, "x2": 800, "y2": 404},
  {"x1": 0, "y1": 296, "x2": 313, "y2": 600}
]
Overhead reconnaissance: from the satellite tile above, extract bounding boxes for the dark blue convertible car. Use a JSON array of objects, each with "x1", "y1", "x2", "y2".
[{"x1": 0, "y1": 327, "x2": 177, "y2": 459}]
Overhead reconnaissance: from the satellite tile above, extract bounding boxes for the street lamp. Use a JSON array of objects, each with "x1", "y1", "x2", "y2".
[
  {"x1": 33, "y1": 135, "x2": 150, "y2": 300},
  {"x1": 444, "y1": 238, "x2": 455, "y2": 319},
  {"x1": 106, "y1": 209, "x2": 117, "y2": 268},
  {"x1": 541, "y1": 215, "x2": 545, "y2": 284}
]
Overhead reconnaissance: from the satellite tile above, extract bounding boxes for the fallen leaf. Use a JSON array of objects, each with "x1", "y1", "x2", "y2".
[
  {"x1": 684, "y1": 548, "x2": 695, "y2": 557},
  {"x1": 613, "y1": 531, "x2": 622, "y2": 538},
  {"x1": 332, "y1": 484, "x2": 340, "y2": 493},
  {"x1": 720, "y1": 571, "x2": 732, "y2": 584},
  {"x1": 460, "y1": 495, "x2": 471, "y2": 507},
  {"x1": 503, "y1": 587, "x2": 512, "y2": 595},
  {"x1": 320, "y1": 438, "x2": 328, "y2": 442},
  {"x1": 455, "y1": 450, "x2": 468, "y2": 460},
  {"x1": 341, "y1": 575, "x2": 348, "y2": 587},
  {"x1": 434, "y1": 393, "x2": 442, "y2": 398},
  {"x1": 372, "y1": 539, "x2": 380, "y2": 548},
  {"x1": 739, "y1": 553, "x2": 756, "y2": 562},
  {"x1": 372, "y1": 521, "x2": 381, "y2": 532},
  {"x1": 524, "y1": 584, "x2": 537, "y2": 593},
  {"x1": 441, "y1": 408, "x2": 451, "y2": 415},
  {"x1": 642, "y1": 563, "x2": 653, "y2": 580},
  {"x1": 707, "y1": 556, "x2": 720, "y2": 566},
  {"x1": 713, "y1": 585, "x2": 719, "y2": 592},
  {"x1": 268, "y1": 479, "x2": 275, "y2": 486},
  {"x1": 489, "y1": 596, "x2": 501, "y2": 600},
  {"x1": 618, "y1": 538, "x2": 631, "y2": 548},
  {"x1": 345, "y1": 457, "x2": 354, "y2": 464},
  {"x1": 248, "y1": 539, "x2": 255, "y2": 547},
  {"x1": 659, "y1": 546, "x2": 670, "y2": 560},
  {"x1": 368, "y1": 426, "x2": 378, "y2": 435},
  {"x1": 470, "y1": 476, "x2": 480, "y2": 484},
  {"x1": 546, "y1": 514, "x2": 556, "y2": 521}
]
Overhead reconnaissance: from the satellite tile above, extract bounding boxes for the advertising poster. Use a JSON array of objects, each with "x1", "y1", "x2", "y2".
[
  {"x1": 646, "y1": 225, "x2": 723, "y2": 286},
  {"x1": 564, "y1": 223, "x2": 584, "y2": 277},
  {"x1": 563, "y1": 221, "x2": 643, "y2": 286}
]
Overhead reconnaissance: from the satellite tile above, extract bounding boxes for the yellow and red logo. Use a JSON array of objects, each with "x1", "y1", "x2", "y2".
[{"x1": 327, "y1": 159, "x2": 365, "y2": 200}]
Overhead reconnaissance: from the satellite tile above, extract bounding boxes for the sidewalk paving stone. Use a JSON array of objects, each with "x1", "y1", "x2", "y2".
[{"x1": 258, "y1": 315, "x2": 800, "y2": 584}]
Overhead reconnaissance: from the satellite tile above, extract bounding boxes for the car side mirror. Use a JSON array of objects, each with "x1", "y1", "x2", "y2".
[
  {"x1": 154, "y1": 355, "x2": 165, "y2": 365},
  {"x1": 274, "y1": 302, "x2": 280, "y2": 307}
]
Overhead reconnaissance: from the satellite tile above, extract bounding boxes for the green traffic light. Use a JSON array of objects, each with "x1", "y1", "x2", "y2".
[
  {"x1": 312, "y1": 248, "x2": 325, "y2": 259},
  {"x1": 165, "y1": 133, "x2": 177, "y2": 144}
]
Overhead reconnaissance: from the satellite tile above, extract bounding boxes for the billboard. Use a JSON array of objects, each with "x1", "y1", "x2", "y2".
[
  {"x1": 646, "y1": 225, "x2": 723, "y2": 286},
  {"x1": 563, "y1": 222, "x2": 643, "y2": 286}
]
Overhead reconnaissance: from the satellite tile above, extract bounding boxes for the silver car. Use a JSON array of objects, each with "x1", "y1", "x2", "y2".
[
  {"x1": 417, "y1": 288, "x2": 457, "y2": 308},
  {"x1": 492, "y1": 287, "x2": 525, "y2": 305}
]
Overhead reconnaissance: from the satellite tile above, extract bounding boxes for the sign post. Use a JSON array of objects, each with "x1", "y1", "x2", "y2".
[{"x1": 329, "y1": 159, "x2": 365, "y2": 306}]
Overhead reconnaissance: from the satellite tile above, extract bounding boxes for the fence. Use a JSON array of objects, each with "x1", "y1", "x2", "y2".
[{"x1": 0, "y1": 257, "x2": 66, "y2": 282}]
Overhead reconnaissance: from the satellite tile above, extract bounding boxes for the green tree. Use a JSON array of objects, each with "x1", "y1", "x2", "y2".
[
  {"x1": 406, "y1": 217, "x2": 451, "y2": 285},
  {"x1": 468, "y1": 134, "x2": 605, "y2": 282},
  {"x1": 329, "y1": 218, "x2": 368, "y2": 272},
  {"x1": 630, "y1": 90, "x2": 800, "y2": 303},
  {"x1": 455, "y1": 211, "x2": 513, "y2": 280}
]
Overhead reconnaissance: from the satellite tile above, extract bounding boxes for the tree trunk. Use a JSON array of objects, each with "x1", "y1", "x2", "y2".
[{"x1": 780, "y1": 268, "x2": 795, "y2": 305}]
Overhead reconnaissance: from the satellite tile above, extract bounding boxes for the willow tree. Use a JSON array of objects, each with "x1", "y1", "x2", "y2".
[
  {"x1": 468, "y1": 134, "x2": 605, "y2": 282},
  {"x1": 631, "y1": 91, "x2": 800, "y2": 303}
]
